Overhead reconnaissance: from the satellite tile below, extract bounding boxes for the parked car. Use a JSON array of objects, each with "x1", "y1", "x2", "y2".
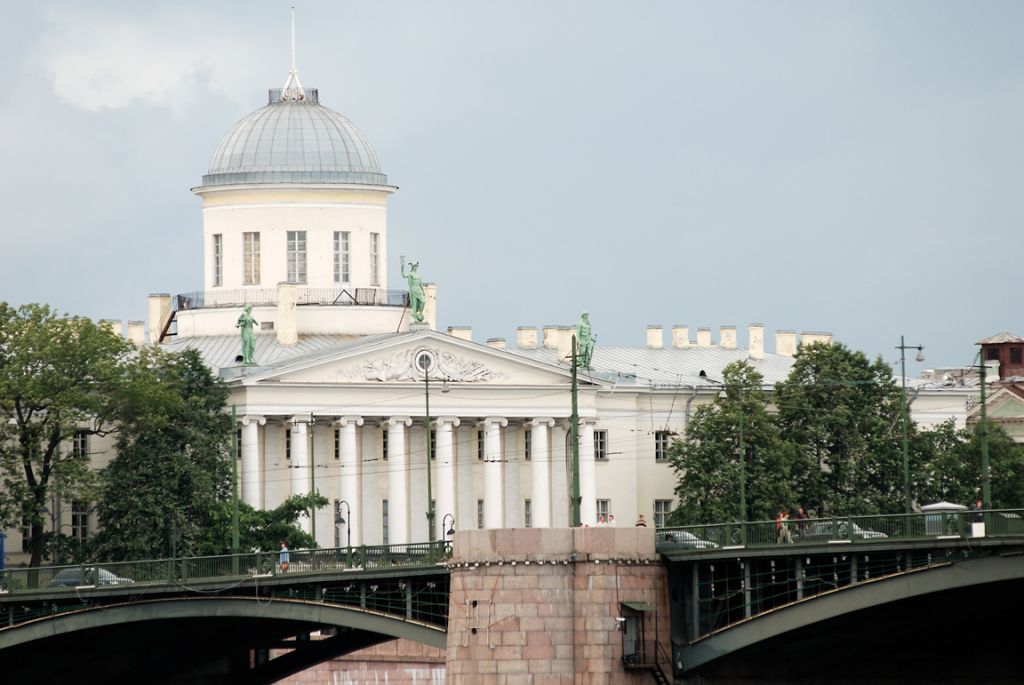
[
  {"x1": 658, "y1": 530, "x2": 719, "y2": 549},
  {"x1": 49, "y1": 567, "x2": 134, "y2": 587},
  {"x1": 799, "y1": 521, "x2": 887, "y2": 542}
]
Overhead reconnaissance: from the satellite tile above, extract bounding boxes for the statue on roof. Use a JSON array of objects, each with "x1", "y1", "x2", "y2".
[
  {"x1": 236, "y1": 304, "x2": 260, "y2": 364},
  {"x1": 576, "y1": 311, "x2": 595, "y2": 368},
  {"x1": 401, "y1": 255, "x2": 426, "y2": 324}
]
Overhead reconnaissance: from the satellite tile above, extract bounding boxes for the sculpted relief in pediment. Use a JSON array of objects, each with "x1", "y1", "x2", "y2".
[{"x1": 335, "y1": 347, "x2": 500, "y2": 383}]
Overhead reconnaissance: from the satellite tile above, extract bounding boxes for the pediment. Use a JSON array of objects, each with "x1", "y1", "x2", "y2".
[
  {"x1": 968, "y1": 387, "x2": 1024, "y2": 420},
  {"x1": 246, "y1": 332, "x2": 578, "y2": 387}
]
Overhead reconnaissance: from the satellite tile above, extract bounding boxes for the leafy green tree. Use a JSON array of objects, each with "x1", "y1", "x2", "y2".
[
  {"x1": 668, "y1": 361, "x2": 796, "y2": 524},
  {"x1": 774, "y1": 342, "x2": 906, "y2": 515},
  {"x1": 198, "y1": 493, "x2": 327, "y2": 555},
  {"x1": 0, "y1": 303, "x2": 132, "y2": 567},
  {"x1": 92, "y1": 348, "x2": 233, "y2": 561}
]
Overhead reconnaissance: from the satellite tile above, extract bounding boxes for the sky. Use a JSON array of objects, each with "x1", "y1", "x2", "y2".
[{"x1": 1, "y1": 1, "x2": 1021, "y2": 377}]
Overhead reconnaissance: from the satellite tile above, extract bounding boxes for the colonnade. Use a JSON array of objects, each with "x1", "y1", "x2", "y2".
[{"x1": 236, "y1": 414, "x2": 598, "y2": 547}]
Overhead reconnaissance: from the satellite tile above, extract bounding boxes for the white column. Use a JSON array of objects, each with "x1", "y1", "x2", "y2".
[
  {"x1": 551, "y1": 421, "x2": 569, "y2": 527},
  {"x1": 387, "y1": 416, "x2": 412, "y2": 545},
  {"x1": 482, "y1": 417, "x2": 508, "y2": 529},
  {"x1": 435, "y1": 416, "x2": 460, "y2": 540},
  {"x1": 289, "y1": 417, "x2": 310, "y2": 533},
  {"x1": 530, "y1": 418, "x2": 555, "y2": 528},
  {"x1": 579, "y1": 420, "x2": 597, "y2": 526},
  {"x1": 336, "y1": 416, "x2": 363, "y2": 547},
  {"x1": 240, "y1": 416, "x2": 265, "y2": 509}
]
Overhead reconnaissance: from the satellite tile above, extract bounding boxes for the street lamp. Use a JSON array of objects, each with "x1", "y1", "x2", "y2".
[
  {"x1": 442, "y1": 513, "x2": 456, "y2": 538},
  {"x1": 335, "y1": 500, "x2": 351, "y2": 551},
  {"x1": 416, "y1": 350, "x2": 436, "y2": 542},
  {"x1": 897, "y1": 335, "x2": 925, "y2": 514}
]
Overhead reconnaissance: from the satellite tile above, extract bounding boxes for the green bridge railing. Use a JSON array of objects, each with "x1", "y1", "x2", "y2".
[
  {"x1": 0, "y1": 540, "x2": 451, "y2": 595},
  {"x1": 656, "y1": 508, "x2": 1024, "y2": 553}
]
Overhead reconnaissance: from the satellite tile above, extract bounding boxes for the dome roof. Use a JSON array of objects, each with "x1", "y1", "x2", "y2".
[{"x1": 200, "y1": 88, "x2": 389, "y2": 188}]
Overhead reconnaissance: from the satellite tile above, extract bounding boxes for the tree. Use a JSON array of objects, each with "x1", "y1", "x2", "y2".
[
  {"x1": 198, "y1": 493, "x2": 327, "y2": 555},
  {"x1": 0, "y1": 303, "x2": 132, "y2": 567},
  {"x1": 774, "y1": 342, "x2": 907, "y2": 515},
  {"x1": 668, "y1": 361, "x2": 796, "y2": 525},
  {"x1": 92, "y1": 348, "x2": 233, "y2": 561}
]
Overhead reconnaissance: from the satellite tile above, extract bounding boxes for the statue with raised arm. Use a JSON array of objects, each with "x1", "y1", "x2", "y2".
[
  {"x1": 400, "y1": 255, "x2": 426, "y2": 324},
  {"x1": 576, "y1": 311, "x2": 595, "y2": 368},
  {"x1": 236, "y1": 304, "x2": 259, "y2": 364}
]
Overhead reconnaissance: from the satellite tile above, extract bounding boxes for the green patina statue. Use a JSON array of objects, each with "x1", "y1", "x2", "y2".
[
  {"x1": 236, "y1": 304, "x2": 259, "y2": 364},
  {"x1": 576, "y1": 311, "x2": 595, "y2": 368},
  {"x1": 401, "y1": 255, "x2": 426, "y2": 324}
]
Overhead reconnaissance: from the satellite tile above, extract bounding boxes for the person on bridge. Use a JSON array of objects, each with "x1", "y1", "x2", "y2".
[
  {"x1": 972, "y1": 499, "x2": 984, "y2": 523},
  {"x1": 776, "y1": 510, "x2": 793, "y2": 544},
  {"x1": 279, "y1": 542, "x2": 290, "y2": 573},
  {"x1": 795, "y1": 506, "x2": 809, "y2": 540}
]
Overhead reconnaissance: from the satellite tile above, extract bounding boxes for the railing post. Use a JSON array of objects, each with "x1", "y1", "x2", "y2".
[
  {"x1": 405, "y1": 580, "x2": 413, "y2": 618},
  {"x1": 360, "y1": 581, "x2": 367, "y2": 609},
  {"x1": 795, "y1": 557, "x2": 803, "y2": 601},
  {"x1": 743, "y1": 561, "x2": 752, "y2": 618}
]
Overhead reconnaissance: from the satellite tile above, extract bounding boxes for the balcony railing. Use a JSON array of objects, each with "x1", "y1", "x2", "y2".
[{"x1": 172, "y1": 287, "x2": 409, "y2": 311}]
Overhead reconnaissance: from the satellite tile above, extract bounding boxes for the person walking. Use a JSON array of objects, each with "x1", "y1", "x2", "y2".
[
  {"x1": 776, "y1": 510, "x2": 792, "y2": 544},
  {"x1": 795, "y1": 506, "x2": 809, "y2": 540},
  {"x1": 279, "y1": 541, "x2": 290, "y2": 573}
]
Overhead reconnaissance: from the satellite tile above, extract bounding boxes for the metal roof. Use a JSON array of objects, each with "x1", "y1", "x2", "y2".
[
  {"x1": 200, "y1": 88, "x2": 389, "y2": 188},
  {"x1": 977, "y1": 332, "x2": 1024, "y2": 344},
  {"x1": 161, "y1": 333, "x2": 374, "y2": 372}
]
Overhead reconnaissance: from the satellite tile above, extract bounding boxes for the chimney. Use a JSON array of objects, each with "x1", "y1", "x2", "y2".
[
  {"x1": 423, "y1": 283, "x2": 438, "y2": 331},
  {"x1": 127, "y1": 321, "x2": 146, "y2": 346},
  {"x1": 748, "y1": 323, "x2": 765, "y2": 360},
  {"x1": 277, "y1": 282, "x2": 298, "y2": 345},
  {"x1": 486, "y1": 337, "x2": 507, "y2": 349},
  {"x1": 147, "y1": 293, "x2": 171, "y2": 344},
  {"x1": 542, "y1": 326, "x2": 560, "y2": 350},
  {"x1": 672, "y1": 325, "x2": 690, "y2": 348},
  {"x1": 776, "y1": 330, "x2": 797, "y2": 357},
  {"x1": 696, "y1": 327, "x2": 712, "y2": 347},
  {"x1": 646, "y1": 325, "x2": 664, "y2": 349},
  {"x1": 447, "y1": 326, "x2": 472, "y2": 342},
  {"x1": 516, "y1": 326, "x2": 538, "y2": 349},
  {"x1": 99, "y1": 319, "x2": 122, "y2": 337},
  {"x1": 557, "y1": 326, "x2": 575, "y2": 360},
  {"x1": 802, "y1": 331, "x2": 833, "y2": 347},
  {"x1": 720, "y1": 326, "x2": 737, "y2": 349}
]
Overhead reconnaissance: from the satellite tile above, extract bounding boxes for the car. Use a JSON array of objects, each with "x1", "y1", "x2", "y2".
[
  {"x1": 658, "y1": 530, "x2": 719, "y2": 549},
  {"x1": 48, "y1": 567, "x2": 134, "y2": 587},
  {"x1": 798, "y1": 521, "x2": 887, "y2": 542}
]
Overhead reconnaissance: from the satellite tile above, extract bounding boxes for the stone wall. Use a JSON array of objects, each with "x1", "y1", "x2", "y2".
[{"x1": 279, "y1": 639, "x2": 445, "y2": 684}]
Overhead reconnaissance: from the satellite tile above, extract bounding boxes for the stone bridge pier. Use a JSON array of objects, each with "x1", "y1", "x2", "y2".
[{"x1": 445, "y1": 527, "x2": 668, "y2": 684}]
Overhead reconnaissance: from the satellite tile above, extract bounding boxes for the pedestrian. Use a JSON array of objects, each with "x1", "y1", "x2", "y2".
[
  {"x1": 635, "y1": 514, "x2": 648, "y2": 527},
  {"x1": 279, "y1": 541, "x2": 290, "y2": 573},
  {"x1": 598, "y1": 515, "x2": 608, "y2": 527},
  {"x1": 795, "y1": 506, "x2": 809, "y2": 540},
  {"x1": 971, "y1": 499, "x2": 984, "y2": 523},
  {"x1": 776, "y1": 510, "x2": 792, "y2": 544},
  {"x1": 608, "y1": 514, "x2": 617, "y2": 527}
]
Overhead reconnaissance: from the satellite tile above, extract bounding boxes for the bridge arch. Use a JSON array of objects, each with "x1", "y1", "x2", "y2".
[
  {"x1": 680, "y1": 552, "x2": 1024, "y2": 675},
  {"x1": 1, "y1": 596, "x2": 446, "y2": 683}
]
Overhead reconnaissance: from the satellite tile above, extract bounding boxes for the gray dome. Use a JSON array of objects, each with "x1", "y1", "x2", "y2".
[{"x1": 201, "y1": 88, "x2": 389, "y2": 188}]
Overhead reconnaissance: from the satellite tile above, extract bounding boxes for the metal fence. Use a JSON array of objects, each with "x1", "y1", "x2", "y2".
[
  {"x1": 173, "y1": 287, "x2": 409, "y2": 311},
  {"x1": 0, "y1": 541, "x2": 451, "y2": 594}
]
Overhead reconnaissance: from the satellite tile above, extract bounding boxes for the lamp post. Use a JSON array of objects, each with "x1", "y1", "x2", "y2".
[
  {"x1": 416, "y1": 351, "x2": 436, "y2": 542},
  {"x1": 442, "y1": 513, "x2": 455, "y2": 538},
  {"x1": 975, "y1": 349, "x2": 992, "y2": 508},
  {"x1": 897, "y1": 335, "x2": 925, "y2": 514}
]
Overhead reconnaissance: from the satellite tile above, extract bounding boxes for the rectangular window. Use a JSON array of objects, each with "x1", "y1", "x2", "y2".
[
  {"x1": 370, "y1": 232, "x2": 380, "y2": 286},
  {"x1": 334, "y1": 231, "x2": 350, "y2": 283},
  {"x1": 287, "y1": 230, "x2": 307, "y2": 283},
  {"x1": 477, "y1": 500, "x2": 485, "y2": 529},
  {"x1": 243, "y1": 232, "x2": 261, "y2": 285},
  {"x1": 596, "y1": 499, "x2": 610, "y2": 521},
  {"x1": 655, "y1": 431, "x2": 673, "y2": 462},
  {"x1": 430, "y1": 429, "x2": 437, "y2": 460},
  {"x1": 524, "y1": 429, "x2": 532, "y2": 461},
  {"x1": 72, "y1": 430, "x2": 89, "y2": 458},
  {"x1": 285, "y1": 428, "x2": 292, "y2": 460},
  {"x1": 594, "y1": 430, "x2": 608, "y2": 461},
  {"x1": 654, "y1": 499, "x2": 673, "y2": 528},
  {"x1": 213, "y1": 234, "x2": 223, "y2": 286},
  {"x1": 334, "y1": 428, "x2": 340, "y2": 460},
  {"x1": 382, "y1": 428, "x2": 389, "y2": 461},
  {"x1": 382, "y1": 499, "x2": 389, "y2": 545},
  {"x1": 477, "y1": 430, "x2": 484, "y2": 461},
  {"x1": 524, "y1": 499, "x2": 532, "y2": 528},
  {"x1": 71, "y1": 501, "x2": 89, "y2": 543},
  {"x1": 987, "y1": 347, "x2": 1001, "y2": 361},
  {"x1": 1012, "y1": 347, "x2": 1023, "y2": 365}
]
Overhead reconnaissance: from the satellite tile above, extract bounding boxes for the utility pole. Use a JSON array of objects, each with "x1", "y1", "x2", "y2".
[
  {"x1": 897, "y1": 336, "x2": 925, "y2": 514},
  {"x1": 737, "y1": 384, "x2": 746, "y2": 524},
  {"x1": 978, "y1": 352, "x2": 991, "y2": 508},
  {"x1": 231, "y1": 406, "x2": 240, "y2": 574},
  {"x1": 310, "y1": 412, "x2": 316, "y2": 545},
  {"x1": 570, "y1": 335, "x2": 581, "y2": 527},
  {"x1": 425, "y1": 362, "x2": 435, "y2": 542}
]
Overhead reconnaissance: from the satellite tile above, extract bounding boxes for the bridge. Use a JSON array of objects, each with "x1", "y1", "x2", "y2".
[{"x1": 3, "y1": 511, "x2": 1024, "y2": 683}]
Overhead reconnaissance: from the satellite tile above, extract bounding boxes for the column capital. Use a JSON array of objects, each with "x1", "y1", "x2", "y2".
[
  {"x1": 334, "y1": 415, "x2": 365, "y2": 428},
  {"x1": 240, "y1": 415, "x2": 267, "y2": 427},
  {"x1": 385, "y1": 416, "x2": 413, "y2": 427},
  {"x1": 435, "y1": 416, "x2": 461, "y2": 428},
  {"x1": 287, "y1": 415, "x2": 311, "y2": 427},
  {"x1": 479, "y1": 416, "x2": 509, "y2": 429},
  {"x1": 529, "y1": 417, "x2": 556, "y2": 429},
  {"x1": 578, "y1": 417, "x2": 598, "y2": 428}
]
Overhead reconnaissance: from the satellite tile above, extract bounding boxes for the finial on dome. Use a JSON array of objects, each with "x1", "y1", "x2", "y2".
[{"x1": 281, "y1": 7, "x2": 306, "y2": 101}]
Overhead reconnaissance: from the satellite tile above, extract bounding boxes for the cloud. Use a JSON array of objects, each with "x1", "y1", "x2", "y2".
[{"x1": 33, "y1": 8, "x2": 268, "y2": 113}]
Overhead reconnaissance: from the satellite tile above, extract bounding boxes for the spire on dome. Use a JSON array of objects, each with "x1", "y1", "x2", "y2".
[{"x1": 280, "y1": 7, "x2": 307, "y2": 101}]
